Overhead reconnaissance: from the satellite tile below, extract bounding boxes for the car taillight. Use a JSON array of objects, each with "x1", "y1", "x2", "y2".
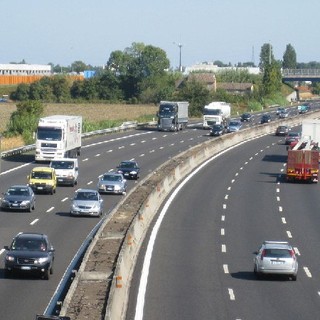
[
  {"x1": 261, "y1": 249, "x2": 266, "y2": 260},
  {"x1": 289, "y1": 249, "x2": 295, "y2": 259}
]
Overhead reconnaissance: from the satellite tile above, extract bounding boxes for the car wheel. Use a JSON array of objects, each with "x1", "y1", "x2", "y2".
[
  {"x1": 43, "y1": 269, "x2": 50, "y2": 280},
  {"x1": 50, "y1": 265, "x2": 53, "y2": 275},
  {"x1": 291, "y1": 274, "x2": 297, "y2": 281},
  {"x1": 4, "y1": 269, "x2": 13, "y2": 278},
  {"x1": 28, "y1": 206, "x2": 32, "y2": 213}
]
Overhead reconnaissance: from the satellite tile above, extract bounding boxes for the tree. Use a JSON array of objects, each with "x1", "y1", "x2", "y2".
[
  {"x1": 259, "y1": 43, "x2": 275, "y2": 71},
  {"x1": 262, "y1": 60, "x2": 282, "y2": 95},
  {"x1": 282, "y1": 44, "x2": 297, "y2": 69},
  {"x1": 71, "y1": 60, "x2": 88, "y2": 73}
]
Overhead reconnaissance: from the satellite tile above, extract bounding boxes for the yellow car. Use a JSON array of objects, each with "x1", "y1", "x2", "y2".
[{"x1": 27, "y1": 167, "x2": 57, "y2": 195}]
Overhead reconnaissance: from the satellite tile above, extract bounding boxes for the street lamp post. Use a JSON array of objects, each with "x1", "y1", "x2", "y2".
[{"x1": 174, "y1": 42, "x2": 183, "y2": 72}]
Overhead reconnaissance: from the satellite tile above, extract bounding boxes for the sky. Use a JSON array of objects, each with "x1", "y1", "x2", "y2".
[{"x1": 2, "y1": 0, "x2": 320, "y2": 69}]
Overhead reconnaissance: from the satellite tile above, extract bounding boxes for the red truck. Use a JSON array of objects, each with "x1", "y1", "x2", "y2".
[{"x1": 286, "y1": 149, "x2": 319, "y2": 183}]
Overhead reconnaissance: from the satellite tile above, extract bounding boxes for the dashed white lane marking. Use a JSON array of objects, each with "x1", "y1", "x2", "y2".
[
  {"x1": 95, "y1": 153, "x2": 100, "y2": 157},
  {"x1": 281, "y1": 217, "x2": 287, "y2": 224},
  {"x1": 228, "y1": 288, "x2": 235, "y2": 300},
  {"x1": 87, "y1": 181, "x2": 93, "y2": 185},
  {"x1": 294, "y1": 247, "x2": 300, "y2": 255},
  {"x1": 286, "y1": 231, "x2": 293, "y2": 238},
  {"x1": 130, "y1": 143, "x2": 136, "y2": 146},
  {"x1": 221, "y1": 228, "x2": 225, "y2": 236},
  {"x1": 223, "y1": 204, "x2": 227, "y2": 209},
  {"x1": 231, "y1": 179, "x2": 235, "y2": 183},
  {"x1": 82, "y1": 158, "x2": 89, "y2": 162},
  {"x1": 225, "y1": 195, "x2": 228, "y2": 200},
  {"x1": 235, "y1": 172, "x2": 239, "y2": 176},
  {"x1": 249, "y1": 157, "x2": 253, "y2": 160},
  {"x1": 304, "y1": 267, "x2": 312, "y2": 278},
  {"x1": 276, "y1": 188, "x2": 280, "y2": 193},
  {"x1": 240, "y1": 167, "x2": 243, "y2": 170},
  {"x1": 221, "y1": 215, "x2": 225, "y2": 221},
  {"x1": 61, "y1": 197, "x2": 69, "y2": 202},
  {"x1": 255, "y1": 152, "x2": 259, "y2": 156},
  {"x1": 221, "y1": 244, "x2": 226, "y2": 252},
  {"x1": 149, "y1": 150, "x2": 155, "y2": 153},
  {"x1": 46, "y1": 207, "x2": 55, "y2": 213},
  {"x1": 279, "y1": 206, "x2": 283, "y2": 212},
  {"x1": 280, "y1": 168, "x2": 284, "y2": 172},
  {"x1": 245, "y1": 161, "x2": 248, "y2": 165},
  {"x1": 118, "y1": 146, "x2": 125, "y2": 149},
  {"x1": 107, "y1": 149, "x2": 113, "y2": 153},
  {"x1": 159, "y1": 146, "x2": 164, "y2": 150},
  {"x1": 0, "y1": 249, "x2": 5, "y2": 255},
  {"x1": 30, "y1": 219, "x2": 39, "y2": 225},
  {"x1": 227, "y1": 186, "x2": 231, "y2": 190},
  {"x1": 170, "y1": 143, "x2": 175, "y2": 146},
  {"x1": 152, "y1": 137, "x2": 157, "y2": 140},
  {"x1": 277, "y1": 196, "x2": 280, "y2": 201},
  {"x1": 223, "y1": 264, "x2": 229, "y2": 273},
  {"x1": 141, "y1": 140, "x2": 146, "y2": 143},
  {"x1": 140, "y1": 154, "x2": 145, "y2": 157}
]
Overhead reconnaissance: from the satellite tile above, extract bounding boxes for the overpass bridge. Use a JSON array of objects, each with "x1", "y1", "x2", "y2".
[{"x1": 282, "y1": 69, "x2": 320, "y2": 82}]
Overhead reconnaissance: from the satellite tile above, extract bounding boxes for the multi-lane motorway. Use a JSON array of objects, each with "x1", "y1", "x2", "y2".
[
  {"x1": 126, "y1": 125, "x2": 320, "y2": 320},
  {"x1": 0, "y1": 106, "x2": 316, "y2": 319}
]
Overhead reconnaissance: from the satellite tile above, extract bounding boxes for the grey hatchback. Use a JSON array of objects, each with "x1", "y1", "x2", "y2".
[{"x1": 254, "y1": 241, "x2": 298, "y2": 280}]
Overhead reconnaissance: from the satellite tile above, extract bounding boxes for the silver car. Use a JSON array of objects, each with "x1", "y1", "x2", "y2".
[
  {"x1": 1, "y1": 185, "x2": 36, "y2": 212},
  {"x1": 254, "y1": 241, "x2": 298, "y2": 280},
  {"x1": 70, "y1": 189, "x2": 104, "y2": 217},
  {"x1": 97, "y1": 172, "x2": 127, "y2": 195}
]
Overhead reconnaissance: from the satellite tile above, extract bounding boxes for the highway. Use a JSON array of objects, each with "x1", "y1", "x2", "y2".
[
  {"x1": 0, "y1": 105, "x2": 314, "y2": 319},
  {"x1": 126, "y1": 128, "x2": 320, "y2": 320},
  {"x1": 0, "y1": 125, "x2": 221, "y2": 319}
]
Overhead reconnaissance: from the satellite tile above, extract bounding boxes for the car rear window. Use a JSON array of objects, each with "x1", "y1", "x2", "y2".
[{"x1": 264, "y1": 249, "x2": 291, "y2": 258}]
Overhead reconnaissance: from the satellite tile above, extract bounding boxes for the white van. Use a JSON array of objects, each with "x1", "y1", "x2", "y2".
[{"x1": 49, "y1": 158, "x2": 79, "y2": 186}]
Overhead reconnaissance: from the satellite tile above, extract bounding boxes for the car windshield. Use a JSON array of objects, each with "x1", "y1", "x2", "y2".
[
  {"x1": 11, "y1": 238, "x2": 46, "y2": 251},
  {"x1": 103, "y1": 175, "x2": 121, "y2": 181},
  {"x1": 119, "y1": 162, "x2": 135, "y2": 169},
  {"x1": 229, "y1": 121, "x2": 239, "y2": 126},
  {"x1": 7, "y1": 188, "x2": 29, "y2": 196},
  {"x1": 75, "y1": 192, "x2": 98, "y2": 201},
  {"x1": 51, "y1": 161, "x2": 74, "y2": 169},
  {"x1": 288, "y1": 132, "x2": 299, "y2": 137},
  {"x1": 31, "y1": 172, "x2": 52, "y2": 179}
]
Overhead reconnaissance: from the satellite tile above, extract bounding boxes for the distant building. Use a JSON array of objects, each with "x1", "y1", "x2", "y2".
[
  {"x1": 216, "y1": 82, "x2": 254, "y2": 95},
  {"x1": 0, "y1": 63, "x2": 51, "y2": 75},
  {"x1": 185, "y1": 62, "x2": 260, "y2": 75}
]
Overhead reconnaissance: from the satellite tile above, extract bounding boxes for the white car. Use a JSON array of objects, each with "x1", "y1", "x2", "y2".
[{"x1": 254, "y1": 241, "x2": 298, "y2": 280}]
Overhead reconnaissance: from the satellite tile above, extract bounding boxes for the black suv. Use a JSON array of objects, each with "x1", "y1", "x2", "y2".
[
  {"x1": 240, "y1": 112, "x2": 252, "y2": 122},
  {"x1": 4, "y1": 232, "x2": 55, "y2": 279}
]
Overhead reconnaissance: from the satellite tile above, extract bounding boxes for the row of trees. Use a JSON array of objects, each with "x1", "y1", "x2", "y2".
[{"x1": 10, "y1": 42, "x2": 309, "y2": 118}]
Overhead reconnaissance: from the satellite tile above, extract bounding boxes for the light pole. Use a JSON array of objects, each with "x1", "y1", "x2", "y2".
[{"x1": 173, "y1": 42, "x2": 183, "y2": 72}]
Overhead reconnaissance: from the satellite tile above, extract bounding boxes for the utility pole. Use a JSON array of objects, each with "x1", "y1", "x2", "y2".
[{"x1": 173, "y1": 42, "x2": 183, "y2": 72}]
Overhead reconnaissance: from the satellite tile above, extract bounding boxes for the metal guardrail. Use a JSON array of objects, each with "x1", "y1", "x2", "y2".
[{"x1": 0, "y1": 121, "x2": 156, "y2": 159}]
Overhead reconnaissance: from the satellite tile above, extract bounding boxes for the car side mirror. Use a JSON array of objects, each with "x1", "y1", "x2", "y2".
[{"x1": 75, "y1": 167, "x2": 79, "y2": 171}]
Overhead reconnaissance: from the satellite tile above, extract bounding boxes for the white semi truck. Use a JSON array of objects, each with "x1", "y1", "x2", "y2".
[
  {"x1": 35, "y1": 115, "x2": 82, "y2": 162},
  {"x1": 157, "y1": 101, "x2": 189, "y2": 131},
  {"x1": 202, "y1": 101, "x2": 231, "y2": 129}
]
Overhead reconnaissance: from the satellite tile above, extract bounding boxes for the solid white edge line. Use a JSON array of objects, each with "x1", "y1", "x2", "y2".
[{"x1": 134, "y1": 134, "x2": 267, "y2": 320}]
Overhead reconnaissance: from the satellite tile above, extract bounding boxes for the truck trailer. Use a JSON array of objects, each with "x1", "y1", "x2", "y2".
[
  {"x1": 157, "y1": 101, "x2": 189, "y2": 131},
  {"x1": 286, "y1": 149, "x2": 319, "y2": 183},
  {"x1": 202, "y1": 101, "x2": 231, "y2": 129},
  {"x1": 35, "y1": 115, "x2": 82, "y2": 162}
]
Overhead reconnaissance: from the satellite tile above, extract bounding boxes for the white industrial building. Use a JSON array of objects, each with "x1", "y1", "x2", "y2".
[{"x1": 0, "y1": 64, "x2": 51, "y2": 75}]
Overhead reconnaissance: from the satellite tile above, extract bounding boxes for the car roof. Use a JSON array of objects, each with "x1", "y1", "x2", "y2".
[
  {"x1": 262, "y1": 241, "x2": 291, "y2": 249},
  {"x1": 8, "y1": 185, "x2": 30, "y2": 189},
  {"x1": 32, "y1": 167, "x2": 54, "y2": 172},
  {"x1": 14, "y1": 232, "x2": 47, "y2": 240},
  {"x1": 76, "y1": 188, "x2": 98, "y2": 193}
]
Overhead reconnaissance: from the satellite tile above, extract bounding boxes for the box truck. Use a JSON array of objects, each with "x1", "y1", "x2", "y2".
[
  {"x1": 202, "y1": 101, "x2": 231, "y2": 128},
  {"x1": 35, "y1": 115, "x2": 82, "y2": 162},
  {"x1": 157, "y1": 101, "x2": 189, "y2": 131}
]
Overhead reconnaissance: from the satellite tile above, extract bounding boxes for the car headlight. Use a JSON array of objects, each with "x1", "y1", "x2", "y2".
[
  {"x1": 21, "y1": 200, "x2": 30, "y2": 206},
  {"x1": 2, "y1": 199, "x2": 9, "y2": 205},
  {"x1": 71, "y1": 203, "x2": 79, "y2": 210},
  {"x1": 92, "y1": 203, "x2": 99, "y2": 209},
  {"x1": 5, "y1": 255, "x2": 15, "y2": 262},
  {"x1": 114, "y1": 185, "x2": 120, "y2": 191},
  {"x1": 35, "y1": 257, "x2": 49, "y2": 264}
]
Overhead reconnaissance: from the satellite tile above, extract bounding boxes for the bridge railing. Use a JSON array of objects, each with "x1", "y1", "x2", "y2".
[{"x1": 282, "y1": 69, "x2": 320, "y2": 76}]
